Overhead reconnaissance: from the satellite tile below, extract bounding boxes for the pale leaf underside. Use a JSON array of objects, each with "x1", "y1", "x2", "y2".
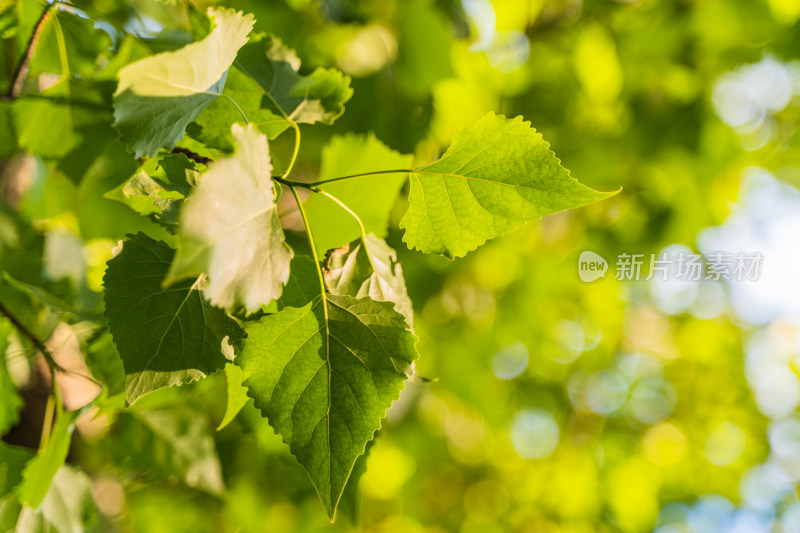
[
  {"x1": 166, "y1": 124, "x2": 293, "y2": 312},
  {"x1": 113, "y1": 7, "x2": 255, "y2": 157}
]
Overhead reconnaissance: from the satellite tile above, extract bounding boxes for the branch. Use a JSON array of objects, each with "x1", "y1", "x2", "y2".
[
  {"x1": 5, "y1": 4, "x2": 53, "y2": 100},
  {"x1": 313, "y1": 189, "x2": 376, "y2": 271},
  {"x1": 171, "y1": 147, "x2": 212, "y2": 165},
  {"x1": 273, "y1": 175, "x2": 316, "y2": 191}
]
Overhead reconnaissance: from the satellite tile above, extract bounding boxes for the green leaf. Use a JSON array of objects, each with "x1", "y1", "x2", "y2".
[
  {"x1": 18, "y1": 163, "x2": 77, "y2": 222},
  {"x1": 115, "y1": 410, "x2": 224, "y2": 494},
  {"x1": 192, "y1": 33, "x2": 353, "y2": 148},
  {"x1": 0, "y1": 102, "x2": 16, "y2": 160},
  {"x1": 13, "y1": 77, "x2": 110, "y2": 162},
  {"x1": 0, "y1": 1, "x2": 50, "y2": 93},
  {"x1": 37, "y1": 465, "x2": 98, "y2": 532},
  {"x1": 29, "y1": 10, "x2": 112, "y2": 79},
  {"x1": 0, "y1": 202, "x2": 44, "y2": 286},
  {"x1": 84, "y1": 330, "x2": 126, "y2": 401},
  {"x1": 1, "y1": 465, "x2": 98, "y2": 533},
  {"x1": 0, "y1": 273, "x2": 63, "y2": 349},
  {"x1": 0, "y1": 443, "x2": 34, "y2": 498},
  {"x1": 237, "y1": 33, "x2": 353, "y2": 125},
  {"x1": 337, "y1": 438, "x2": 373, "y2": 525},
  {"x1": 96, "y1": 34, "x2": 151, "y2": 82},
  {"x1": 113, "y1": 8, "x2": 255, "y2": 158},
  {"x1": 237, "y1": 294, "x2": 418, "y2": 517},
  {"x1": 0, "y1": 319, "x2": 23, "y2": 436},
  {"x1": 395, "y1": 0, "x2": 453, "y2": 97},
  {"x1": 105, "y1": 153, "x2": 200, "y2": 230},
  {"x1": 217, "y1": 363, "x2": 248, "y2": 431},
  {"x1": 0, "y1": 496, "x2": 19, "y2": 532},
  {"x1": 400, "y1": 113, "x2": 619, "y2": 258},
  {"x1": 188, "y1": 67, "x2": 286, "y2": 151},
  {"x1": 0, "y1": 2, "x2": 17, "y2": 40},
  {"x1": 324, "y1": 235, "x2": 414, "y2": 328},
  {"x1": 16, "y1": 409, "x2": 79, "y2": 509},
  {"x1": 103, "y1": 232, "x2": 244, "y2": 404},
  {"x1": 278, "y1": 255, "x2": 322, "y2": 310},
  {"x1": 305, "y1": 133, "x2": 412, "y2": 254},
  {"x1": 166, "y1": 124, "x2": 293, "y2": 313}
]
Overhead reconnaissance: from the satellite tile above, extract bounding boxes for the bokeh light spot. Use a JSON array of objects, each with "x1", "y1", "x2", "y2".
[{"x1": 510, "y1": 409, "x2": 559, "y2": 460}]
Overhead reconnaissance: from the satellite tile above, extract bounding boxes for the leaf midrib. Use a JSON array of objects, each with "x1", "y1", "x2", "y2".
[{"x1": 411, "y1": 169, "x2": 578, "y2": 197}]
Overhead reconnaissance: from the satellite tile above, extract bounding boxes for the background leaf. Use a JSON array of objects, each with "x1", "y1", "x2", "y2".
[
  {"x1": 0, "y1": 319, "x2": 23, "y2": 436},
  {"x1": 15, "y1": 409, "x2": 79, "y2": 509},
  {"x1": 305, "y1": 133, "x2": 412, "y2": 255},
  {"x1": 0, "y1": 443, "x2": 34, "y2": 498},
  {"x1": 28, "y1": 10, "x2": 112, "y2": 79},
  {"x1": 237, "y1": 33, "x2": 353, "y2": 127},
  {"x1": 114, "y1": 409, "x2": 224, "y2": 495},
  {"x1": 36, "y1": 465, "x2": 98, "y2": 532},
  {"x1": 13, "y1": 78, "x2": 110, "y2": 165},
  {"x1": 105, "y1": 153, "x2": 200, "y2": 230},
  {"x1": 2, "y1": 465, "x2": 98, "y2": 533}
]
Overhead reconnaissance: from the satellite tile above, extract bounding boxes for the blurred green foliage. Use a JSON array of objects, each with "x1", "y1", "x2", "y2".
[{"x1": 2, "y1": 0, "x2": 800, "y2": 531}]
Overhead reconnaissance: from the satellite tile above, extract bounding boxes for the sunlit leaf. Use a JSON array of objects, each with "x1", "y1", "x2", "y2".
[
  {"x1": 237, "y1": 295, "x2": 418, "y2": 517},
  {"x1": 325, "y1": 235, "x2": 414, "y2": 328},
  {"x1": 217, "y1": 363, "x2": 248, "y2": 431},
  {"x1": 400, "y1": 113, "x2": 618, "y2": 258}
]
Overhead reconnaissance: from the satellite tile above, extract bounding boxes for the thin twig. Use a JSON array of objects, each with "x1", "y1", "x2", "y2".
[
  {"x1": 5, "y1": 4, "x2": 53, "y2": 99},
  {"x1": 274, "y1": 168, "x2": 414, "y2": 190},
  {"x1": 288, "y1": 185, "x2": 329, "y2": 320},
  {"x1": 314, "y1": 189, "x2": 376, "y2": 271},
  {"x1": 282, "y1": 122, "x2": 301, "y2": 178}
]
